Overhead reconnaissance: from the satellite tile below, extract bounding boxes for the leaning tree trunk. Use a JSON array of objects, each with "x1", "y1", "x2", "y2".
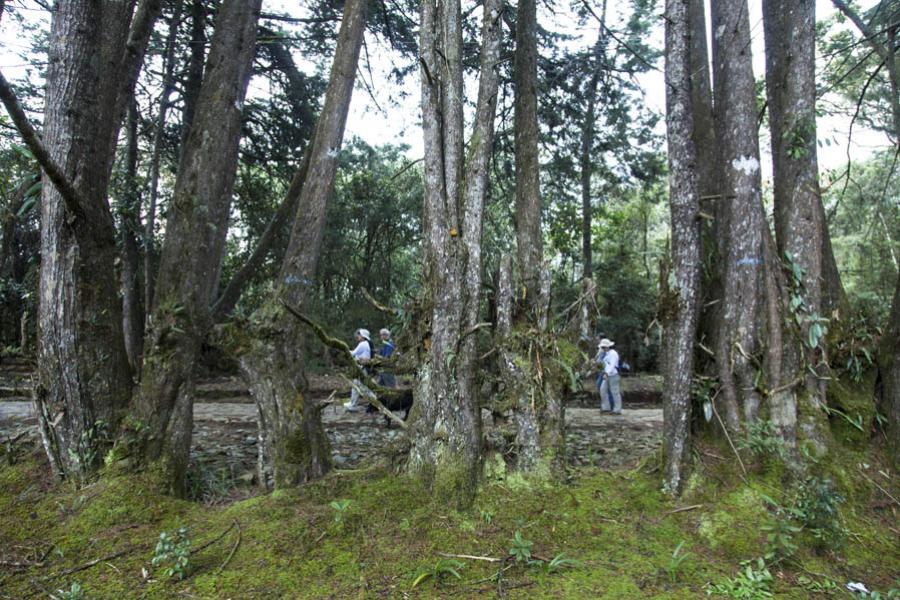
[
  {"x1": 711, "y1": 0, "x2": 765, "y2": 432},
  {"x1": 408, "y1": 0, "x2": 501, "y2": 508},
  {"x1": 662, "y1": 0, "x2": 701, "y2": 495},
  {"x1": 763, "y1": 0, "x2": 831, "y2": 454},
  {"x1": 143, "y1": 0, "x2": 185, "y2": 316},
  {"x1": 236, "y1": 0, "x2": 367, "y2": 489},
  {"x1": 28, "y1": 0, "x2": 159, "y2": 479},
  {"x1": 130, "y1": 0, "x2": 261, "y2": 495}
]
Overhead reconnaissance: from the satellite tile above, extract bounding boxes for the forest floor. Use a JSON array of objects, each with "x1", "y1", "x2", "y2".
[{"x1": 1, "y1": 363, "x2": 898, "y2": 598}]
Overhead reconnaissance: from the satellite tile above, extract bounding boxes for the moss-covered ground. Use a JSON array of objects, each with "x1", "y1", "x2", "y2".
[{"x1": 1, "y1": 434, "x2": 897, "y2": 599}]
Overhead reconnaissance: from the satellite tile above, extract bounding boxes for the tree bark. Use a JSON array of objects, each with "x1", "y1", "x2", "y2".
[
  {"x1": 131, "y1": 0, "x2": 261, "y2": 495},
  {"x1": 31, "y1": 0, "x2": 157, "y2": 479},
  {"x1": 662, "y1": 0, "x2": 701, "y2": 495},
  {"x1": 181, "y1": 0, "x2": 208, "y2": 150},
  {"x1": 711, "y1": 0, "x2": 765, "y2": 432},
  {"x1": 514, "y1": 0, "x2": 542, "y2": 310},
  {"x1": 763, "y1": 0, "x2": 831, "y2": 453},
  {"x1": 121, "y1": 99, "x2": 145, "y2": 373},
  {"x1": 408, "y1": 0, "x2": 501, "y2": 508},
  {"x1": 237, "y1": 0, "x2": 367, "y2": 489}
]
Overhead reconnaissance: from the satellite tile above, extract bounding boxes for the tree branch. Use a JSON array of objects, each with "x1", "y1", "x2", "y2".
[
  {"x1": 0, "y1": 70, "x2": 86, "y2": 221},
  {"x1": 279, "y1": 300, "x2": 410, "y2": 402}
]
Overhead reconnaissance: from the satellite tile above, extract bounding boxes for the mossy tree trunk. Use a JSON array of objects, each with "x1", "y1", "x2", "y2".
[
  {"x1": 408, "y1": 0, "x2": 501, "y2": 508},
  {"x1": 661, "y1": 0, "x2": 701, "y2": 495},
  {"x1": 237, "y1": 0, "x2": 367, "y2": 489},
  {"x1": 21, "y1": 0, "x2": 161, "y2": 479},
  {"x1": 494, "y1": 0, "x2": 566, "y2": 478},
  {"x1": 763, "y1": 0, "x2": 831, "y2": 456},
  {"x1": 132, "y1": 0, "x2": 261, "y2": 495}
]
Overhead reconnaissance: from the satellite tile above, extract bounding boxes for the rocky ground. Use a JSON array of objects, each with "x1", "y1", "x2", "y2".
[{"x1": 1, "y1": 358, "x2": 662, "y2": 499}]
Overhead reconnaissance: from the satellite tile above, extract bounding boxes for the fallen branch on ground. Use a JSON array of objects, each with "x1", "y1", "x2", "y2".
[
  {"x1": 45, "y1": 546, "x2": 144, "y2": 580},
  {"x1": 191, "y1": 521, "x2": 237, "y2": 556},
  {"x1": 665, "y1": 504, "x2": 703, "y2": 515},
  {"x1": 437, "y1": 552, "x2": 501, "y2": 563},
  {"x1": 215, "y1": 522, "x2": 242, "y2": 574}
]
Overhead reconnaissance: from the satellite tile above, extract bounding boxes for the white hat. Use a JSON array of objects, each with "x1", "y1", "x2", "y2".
[
  {"x1": 357, "y1": 328, "x2": 371, "y2": 340},
  {"x1": 598, "y1": 338, "x2": 614, "y2": 348}
]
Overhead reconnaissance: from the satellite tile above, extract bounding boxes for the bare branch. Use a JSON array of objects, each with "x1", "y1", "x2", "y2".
[{"x1": 0, "y1": 70, "x2": 86, "y2": 221}]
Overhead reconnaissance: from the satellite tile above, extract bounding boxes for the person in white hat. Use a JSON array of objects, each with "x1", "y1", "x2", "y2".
[
  {"x1": 344, "y1": 328, "x2": 373, "y2": 412},
  {"x1": 597, "y1": 338, "x2": 622, "y2": 414}
]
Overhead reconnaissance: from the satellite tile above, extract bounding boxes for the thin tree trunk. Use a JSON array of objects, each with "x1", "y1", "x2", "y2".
[
  {"x1": 662, "y1": 0, "x2": 701, "y2": 495},
  {"x1": 578, "y1": 14, "x2": 606, "y2": 340},
  {"x1": 408, "y1": 0, "x2": 501, "y2": 508},
  {"x1": 31, "y1": 0, "x2": 157, "y2": 479},
  {"x1": 131, "y1": 0, "x2": 261, "y2": 495},
  {"x1": 144, "y1": 0, "x2": 185, "y2": 315},
  {"x1": 237, "y1": 0, "x2": 367, "y2": 489},
  {"x1": 711, "y1": 0, "x2": 764, "y2": 432},
  {"x1": 121, "y1": 99, "x2": 145, "y2": 373}
]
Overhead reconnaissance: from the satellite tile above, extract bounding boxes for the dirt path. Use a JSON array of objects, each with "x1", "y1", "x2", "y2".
[{"x1": 1, "y1": 400, "x2": 661, "y2": 469}]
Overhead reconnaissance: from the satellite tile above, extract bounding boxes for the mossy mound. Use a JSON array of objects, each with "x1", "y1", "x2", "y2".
[{"x1": 1, "y1": 433, "x2": 898, "y2": 599}]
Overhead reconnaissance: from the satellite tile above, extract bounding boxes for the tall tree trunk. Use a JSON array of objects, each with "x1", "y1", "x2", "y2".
[
  {"x1": 763, "y1": 0, "x2": 830, "y2": 454},
  {"x1": 31, "y1": 0, "x2": 159, "y2": 480},
  {"x1": 131, "y1": 0, "x2": 261, "y2": 495},
  {"x1": 514, "y1": 0, "x2": 542, "y2": 310},
  {"x1": 144, "y1": 0, "x2": 185, "y2": 316},
  {"x1": 711, "y1": 0, "x2": 764, "y2": 432},
  {"x1": 578, "y1": 13, "x2": 606, "y2": 341},
  {"x1": 689, "y1": 0, "x2": 726, "y2": 382},
  {"x1": 121, "y1": 99, "x2": 145, "y2": 373},
  {"x1": 662, "y1": 0, "x2": 701, "y2": 495},
  {"x1": 507, "y1": 0, "x2": 565, "y2": 475},
  {"x1": 237, "y1": 0, "x2": 367, "y2": 489},
  {"x1": 408, "y1": 0, "x2": 501, "y2": 508}
]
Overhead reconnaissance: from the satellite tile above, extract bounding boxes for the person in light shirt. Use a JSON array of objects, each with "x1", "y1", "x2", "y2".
[
  {"x1": 597, "y1": 338, "x2": 622, "y2": 414},
  {"x1": 343, "y1": 328, "x2": 372, "y2": 412}
]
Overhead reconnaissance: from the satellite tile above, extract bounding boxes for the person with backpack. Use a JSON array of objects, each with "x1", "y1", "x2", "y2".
[
  {"x1": 376, "y1": 328, "x2": 396, "y2": 388},
  {"x1": 344, "y1": 328, "x2": 373, "y2": 412},
  {"x1": 597, "y1": 338, "x2": 622, "y2": 414}
]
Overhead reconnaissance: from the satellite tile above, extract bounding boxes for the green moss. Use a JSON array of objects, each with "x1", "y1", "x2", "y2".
[
  {"x1": 827, "y1": 373, "x2": 877, "y2": 447},
  {"x1": 2, "y1": 426, "x2": 898, "y2": 599}
]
